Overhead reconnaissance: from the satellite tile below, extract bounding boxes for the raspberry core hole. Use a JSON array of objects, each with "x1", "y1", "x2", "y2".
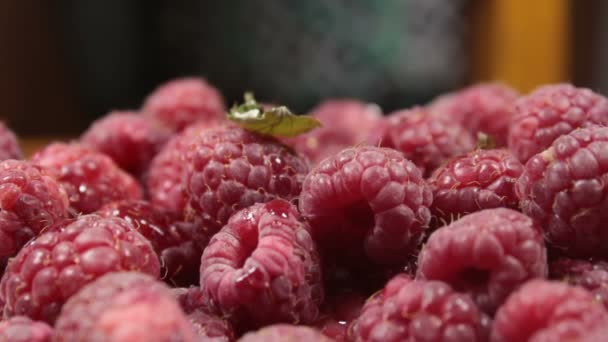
[{"x1": 342, "y1": 201, "x2": 375, "y2": 233}]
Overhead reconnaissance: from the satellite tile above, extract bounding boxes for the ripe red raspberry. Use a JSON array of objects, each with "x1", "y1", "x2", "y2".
[
  {"x1": 508, "y1": 84, "x2": 608, "y2": 162},
  {"x1": 516, "y1": 125, "x2": 608, "y2": 257},
  {"x1": 550, "y1": 257, "x2": 608, "y2": 310},
  {"x1": 142, "y1": 77, "x2": 226, "y2": 132},
  {"x1": 200, "y1": 200, "x2": 323, "y2": 329},
  {"x1": 184, "y1": 126, "x2": 309, "y2": 237},
  {"x1": 0, "y1": 316, "x2": 53, "y2": 342},
  {"x1": 0, "y1": 122, "x2": 21, "y2": 161},
  {"x1": 54, "y1": 272, "x2": 195, "y2": 342},
  {"x1": 350, "y1": 277, "x2": 490, "y2": 342},
  {"x1": 417, "y1": 208, "x2": 548, "y2": 314},
  {"x1": 0, "y1": 160, "x2": 69, "y2": 267},
  {"x1": 284, "y1": 99, "x2": 383, "y2": 164},
  {"x1": 146, "y1": 121, "x2": 223, "y2": 215},
  {"x1": 491, "y1": 280, "x2": 608, "y2": 342},
  {"x1": 430, "y1": 82, "x2": 519, "y2": 146},
  {"x1": 0, "y1": 214, "x2": 160, "y2": 323},
  {"x1": 381, "y1": 107, "x2": 475, "y2": 176},
  {"x1": 239, "y1": 325, "x2": 332, "y2": 342},
  {"x1": 299, "y1": 146, "x2": 432, "y2": 265},
  {"x1": 98, "y1": 200, "x2": 204, "y2": 286},
  {"x1": 80, "y1": 111, "x2": 171, "y2": 176},
  {"x1": 30, "y1": 143, "x2": 143, "y2": 215},
  {"x1": 317, "y1": 292, "x2": 367, "y2": 342},
  {"x1": 428, "y1": 149, "x2": 524, "y2": 225}
]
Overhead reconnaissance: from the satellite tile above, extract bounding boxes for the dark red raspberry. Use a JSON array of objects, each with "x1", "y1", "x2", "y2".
[
  {"x1": 146, "y1": 121, "x2": 223, "y2": 215},
  {"x1": 491, "y1": 280, "x2": 608, "y2": 342},
  {"x1": 81, "y1": 111, "x2": 171, "y2": 176},
  {"x1": 184, "y1": 126, "x2": 309, "y2": 237},
  {"x1": 350, "y1": 277, "x2": 490, "y2": 342},
  {"x1": 200, "y1": 200, "x2": 323, "y2": 329},
  {"x1": 54, "y1": 272, "x2": 194, "y2": 342},
  {"x1": 30, "y1": 143, "x2": 143, "y2": 215},
  {"x1": 299, "y1": 146, "x2": 432, "y2": 265},
  {"x1": 0, "y1": 122, "x2": 22, "y2": 161},
  {"x1": 317, "y1": 291, "x2": 366, "y2": 342},
  {"x1": 98, "y1": 200, "x2": 204, "y2": 286},
  {"x1": 428, "y1": 149, "x2": 524, "y2": 225},
  {"x1": 0, "y1": 160, "x2": 69, "y2": 267},
  {"x1": 0, "y1": 316, "x2": 53, "y2": 342},
  {"x1": 516, "y1": 125, "x2": 608, "y2": 257},
  {"x1": 0, "y1": 214, "x2": 160, "y2": 323},
  {"x1": 142, "y1": 77, "x2": 226, "y2": 132},
  {"x1": 508, "y1": 84, "x2": 608, "y2": 163},
  {"x1": 381, "y1": 107, "x2": 475, "y2": 176},
  {"x1": 239, "y1": 325, "x2": 332, "y2": 342},
  {"x1": 416, "y1": 208, "x2": 548, "y2": 314},
  {"x1": 550, "y1": 257, "x2": 608, "y2": 310},
  {"x1": 285, "y1": 99, "x2": 383, "y2": 164},
  {"x1": 430, "y1": 82, "x2": 519, "y2": 146}
]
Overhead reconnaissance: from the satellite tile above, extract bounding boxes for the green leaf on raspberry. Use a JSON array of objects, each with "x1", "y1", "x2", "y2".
[{"x1": 227, "y1": 92, "x2": 321, "y2": 138}]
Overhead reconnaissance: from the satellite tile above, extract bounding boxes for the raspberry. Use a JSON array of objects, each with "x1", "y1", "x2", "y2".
[
  {"x1": 239, "y1": 325, "x2": 332, "y2": 342},
  {"x1": 285, "y1": 99, "x2": 383, "y2": 164},
  {"x1": 142, "y1": 77, "x2": 226, "y2": 132},
  {"x1": 80, "y1": 111, "x2": 171, "y2": 176},
  {"x1": 299, "y1": 146, "x2": 432, "y2": 265},
  {"x1": 98, "y1": 200, "x2": 204, "y2": 286},
  {"x1": 550, "y1": 257, "x2": 608, "y2": 309},
  {"x1": 54, "y1": 272, "x2": 194, "y2": 342},
  {"x1": 491, "y1": 280, "x2": 608, "y2": 342},
  {"x1": 146, "y1": 121, "x2": 223, "y2": 215},
  {"x1": 0, "y1": 214, "x2": 160, "y2": 323},
  {"x1": 0, "y1": 122, "x2": 21, "y2": 161},
  {"x1": 200, "y1": 200, "x2": 323, "y2": 329},
  {"x1": 516, "y1": 125, "x2": 608, "y2": 257},
  {"x1": 317, "y1": 291, "x2": 366, "y2": 342},
  {"x1": 430, "y1": 82, "x2": 519, "y2": 146},
  {"x1": 428, "y1": 149, "x2": 523, "y2": 225},
  {"x1": 30, "y1": 143, "x2": 143, "y2": 214},
  {"x1": 508, "y1": 84, "x2": 608, "y2": 162},
  {"x1": 350, "y1": 277, "x2": 490, "y2": 342},
  {"x1": 381, "y1": 107, "x2": 475, "y2": 176},
  {"x1": 416, "y1": 208, "x2": 548, "y2": 314},
  {"x1": 0, "y1": 316, "x2": 53, "y2": 342},
  {"x1": 0, "y1": 160, "x2": 69, "y2": 267},
  {"x1": 184, "y1": 126, "x2": 308, "y2": 237}
]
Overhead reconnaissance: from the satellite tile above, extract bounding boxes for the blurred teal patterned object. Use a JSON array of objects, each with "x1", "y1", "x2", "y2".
[{"x1": 163, "y1": 0, "x2": 467, "y2": 111}]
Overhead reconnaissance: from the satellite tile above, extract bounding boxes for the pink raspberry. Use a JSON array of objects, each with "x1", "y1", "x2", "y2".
[
  {"x1": 550, "y1": 257, "x2": 608, "y2": 310},
  {"x1": 54, "y1": 272, "x2": 195, "y2": 342},
  {"x1": 0, "y1": 316, "x2": 53, "y2": 342},
  {"x1": 428, "y1": 149, "x2": 523, "y2": 225},
  {"x1": 30, "y1": 143, "x2": 143, "y2": 215},
  {"x1": 200, "y1": 200, "x2": 323, "y2": 329},
  {"x1": 142, "y1": 77, "x2": 226, "y2": 132},
  {"x1": 508, "y1": 84, "x2": 608, "y2": 162},
  {"x1": 184, "y1": 126, "x2": 309, "y2": 237},
  {"x1": 491, "y1": 279, "x2": 608, "y2": 342},
  {"x1": 416, "y1": 208, "x2": 548, "y2": 314},
  {"x1": 430, "y1": 82, "x2": 519, "y2": 146},
  {"x1": 381, "y1": 107, "x2": 475, "y2": 176},
  {"x1": 299, "y1": 146, "x2": 432, "y2": 265},
  {"x1": 0, "y1": 160, "x2": 69, "y2": 267},
  {"x1": 98, "y1": 200, "x2": 204, "y2": 286},
  {"x1": 239, "y1": 325, "x2": 332, "y2": 342},
  {"x1": 80, "y1": 111, "x2": 171, "y2": 176},
  {"x1": 0, "y1": 214, "x2": 160, "y2": 323},
  {"x1": 0, "y1": 122, "x2": 21, "y2": 161},
  {"x1": 285, "y1": 99, "x2": 384, "y2": 164},
  {"x1": 317, "y1": 291, "x2": 367, "y2": 342},
  {"x1": 350, "y1": 276, "x2": 490, "y2": 342},
  {"x1": 516, "y1": 125, "x2": 608, "y2": 257}
]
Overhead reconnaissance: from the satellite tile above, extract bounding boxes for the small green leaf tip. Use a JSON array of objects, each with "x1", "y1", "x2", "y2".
[{"x1": 227, "y1": 92, "x2": 321, "y2": 138}]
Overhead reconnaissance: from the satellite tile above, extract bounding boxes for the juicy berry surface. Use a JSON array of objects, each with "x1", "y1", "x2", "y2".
[
  {"x1": 0, "y1": 122, "x2": 22, "y2": 161},
  {"x1": 0, "y1": 316, "x2": 53, "y2": 342},
  {"x1": 316, "y1": 291, "x2": 366, "y2": 342},
  {"x1": 238, "y1": 324, "x2": 332, "y2": 342},
  {"x1": 550, "y1": 257, "x2": 608, "y2": 309}
]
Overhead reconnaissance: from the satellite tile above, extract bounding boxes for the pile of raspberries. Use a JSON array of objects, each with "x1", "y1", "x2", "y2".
[{"x1": 0, "y1": 78, "x2": 608, "y2": 342}]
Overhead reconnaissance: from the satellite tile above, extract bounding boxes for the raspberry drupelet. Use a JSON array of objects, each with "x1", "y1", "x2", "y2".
[
  {"x1": 0, "y1": 316, "x2": 53, "y2": 342},
  {"x1": 550, "y1": 257, "x2": 608, "y2": 310},
  {"x1": 0, "y1": 214, "x2": 160, "y2": 324},
  {"x1": 0, "y1": 122, "x2": 22, "y2": 161},
  {"x1": 30, "y1": 143, "x2": 143, "y2": 215},
  {"x1": 238, "y1": 325, "x2": 332, "y2": 342}
]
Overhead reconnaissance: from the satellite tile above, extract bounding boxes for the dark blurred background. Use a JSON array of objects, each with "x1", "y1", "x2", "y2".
[{"x1": 0, "y1": 0, "x2": 604, "y2": 136}]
